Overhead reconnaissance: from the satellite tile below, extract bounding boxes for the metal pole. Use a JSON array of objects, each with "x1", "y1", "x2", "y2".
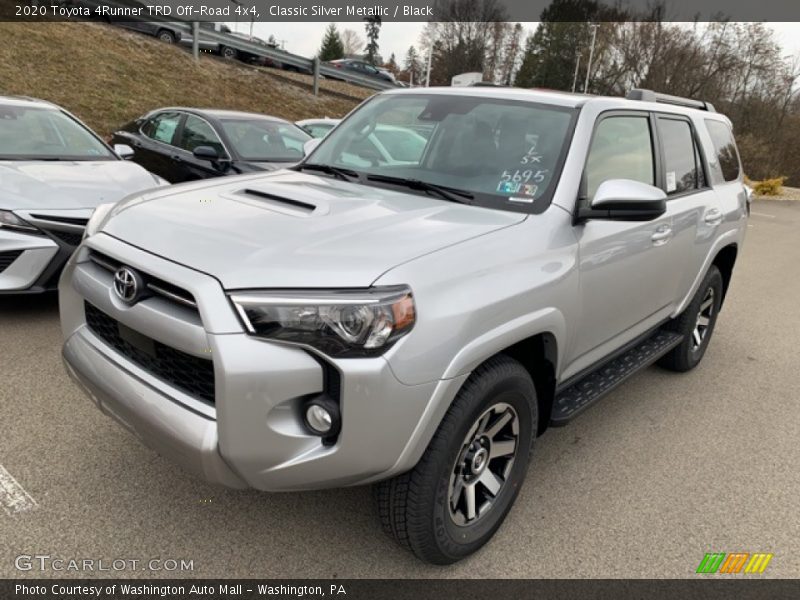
[
  {"x1": 571, "y1": 52, "x2": 581, "y2": 93},
  {"x1": 192, "y1": 21, "x2": 200, "y2": 61},
  {"x1": 313, "y1": 57, "x2": 320, "y2": 97},
  {"x1": 583, "y1": 24, "x2": 598, "y2": 94},
  {"x1": 425, "y1": 46, "x2": 432, "y2": 87}
]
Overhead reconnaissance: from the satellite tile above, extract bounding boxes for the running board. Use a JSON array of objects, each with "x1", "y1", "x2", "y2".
[{"x1": 550, "y1": 330, "x2": 684, "y2": 426}]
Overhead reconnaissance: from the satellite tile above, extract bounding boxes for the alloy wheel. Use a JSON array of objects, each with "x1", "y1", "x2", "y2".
[
  {"x1": 448, "y1": 402, "x2": 519, "y2": 526},
  {"x1": 692, "y1": 287, "x2": 715, "y2": 351}
]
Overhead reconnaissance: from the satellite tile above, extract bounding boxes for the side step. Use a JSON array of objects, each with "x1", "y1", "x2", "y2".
[{"x1": 550, "y1": 330, "x2": 683, "y2": 425}]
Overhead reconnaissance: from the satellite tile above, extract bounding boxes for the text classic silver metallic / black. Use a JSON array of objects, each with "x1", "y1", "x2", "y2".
[{"x1": 60, "y1": 87, "x2": 749, "y2": 564}]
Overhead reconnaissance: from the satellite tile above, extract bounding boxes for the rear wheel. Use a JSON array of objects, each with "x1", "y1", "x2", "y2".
[
  {"x1": 156, "y1": 29, "x2": 175, "y2": 44},
  {"x1": 658, "y1": 265, "x2": 723, "y2": 372},
  {"x1": 374, "y1": 355, "x2": 537, "y2": 564},
  {"x1": 220, "y1": 46, "x2": 237, "y2": 60}
]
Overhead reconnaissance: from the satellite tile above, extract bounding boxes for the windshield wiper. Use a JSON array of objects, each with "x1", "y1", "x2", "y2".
[
  {"x1": 366, "y1": 174, "x2": 474, "y2": 205},
  {"x1": 294, "y1": 163, "x2": 360, "y2": 182}
]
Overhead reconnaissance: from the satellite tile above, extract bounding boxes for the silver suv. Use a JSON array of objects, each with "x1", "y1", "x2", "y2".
[{"x1": 60, "y1": 87, "x2": 748, "y2": 564}]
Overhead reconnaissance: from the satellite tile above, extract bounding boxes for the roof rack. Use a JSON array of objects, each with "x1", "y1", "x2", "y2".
[{"x1": 626, "y1": 88, "x2": 715, "y2": 112}]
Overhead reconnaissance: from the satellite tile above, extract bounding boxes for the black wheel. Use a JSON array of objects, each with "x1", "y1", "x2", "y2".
[
  {"x1": 220, "y1": 46, "x2": 237, "y2": 60},
  {"x1": 658, "y1": 265, "x2": 723, "y2": 372},
  {"x1": 374, "y1": 355, "x2": 537, "y2": 564},
  {"x1": 156, "y1": 29, "x2": 175, "y2": 44}
]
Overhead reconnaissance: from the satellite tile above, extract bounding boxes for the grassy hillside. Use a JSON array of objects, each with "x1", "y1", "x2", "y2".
[{"x1": 0, "y1": 22, "x2": 370, "y2": 137}]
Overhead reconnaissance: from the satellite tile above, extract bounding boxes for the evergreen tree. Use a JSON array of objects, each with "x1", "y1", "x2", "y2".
[
  {"x1": 514, "y1": 0, "x2": 600, "y2": 90},
  {"x1": 404, "y1": 46, "x2": 422, "y2": 84},
  {"x1": 364, "y1": 17, "x2": 382, "y2": 65},
  {"x1": 318, "y1": 23, "x2": 344, "y2": 61}
]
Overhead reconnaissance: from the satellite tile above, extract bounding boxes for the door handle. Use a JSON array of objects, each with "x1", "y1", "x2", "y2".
[
  {"x1": 171, "y1": 155, "x2": 182, "y2": 162},
  {"x1": 651, "y1": 225, "x2": 672, "y2": 245},
  {"x1": 704, "y1": 208, "x2": 723, "y2": 225}
]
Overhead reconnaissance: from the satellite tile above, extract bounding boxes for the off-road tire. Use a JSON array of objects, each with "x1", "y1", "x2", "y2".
[
  {"x1": 374, "y1": 355, "x2": 537, "y2": 564},
  {"x1": 658, "y1": 265, "x2": 724, "y2": 372}
]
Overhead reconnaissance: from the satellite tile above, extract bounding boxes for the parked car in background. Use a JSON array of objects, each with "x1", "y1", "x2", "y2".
[
  {"x1": 111, "y1": 108, "x2": 312, "y2": 183},
  {"x1": 179, "y1": 22, "x2": 238, "y2": 59},
  {"x1": 0, "y1": 96, "x2": 165, "y2": 294},
  {"x1": 296, "y1": 118, "x2": 340, "y2": 138},
  {"x1": 329, "y1": 59, "x2": 396, "y2": 84},
  {"x1": 74, "y1": 0, "x2": 182, "y2": 43},
  {"x1": 229, "y1": 32, "x2": 273, "y2": 66}
]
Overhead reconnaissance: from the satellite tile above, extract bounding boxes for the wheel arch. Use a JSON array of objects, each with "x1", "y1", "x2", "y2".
[
  {"x1": 712, "y1": 243, "x2": 738, "y2": 307},
  {"x1": 494, "y1": 333, "x2": 557, "y2": 436}
]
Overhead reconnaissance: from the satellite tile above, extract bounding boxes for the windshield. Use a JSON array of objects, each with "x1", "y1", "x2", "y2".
[
  {"x1": 0, "y1": 105, "x2": 114, "y2": 161},
  {"x1": 307, "y1": 93, "x2": 577, "y2": 212},
  {"x1": 220, "y1": 118, "x2": 311, "y2": 162}
]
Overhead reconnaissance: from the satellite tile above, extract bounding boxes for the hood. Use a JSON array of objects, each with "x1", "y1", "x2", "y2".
[
  {"x1": 102, "y1": 171, "x2": 525, "y2": 288},
  {"x1": 0, "y1": 160, "x2": 162, "y2": 211}
]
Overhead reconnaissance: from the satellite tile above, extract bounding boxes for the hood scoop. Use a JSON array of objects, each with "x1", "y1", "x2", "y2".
[{"x1": 237, "y1": 188, "x2": 319, "y2": 217}]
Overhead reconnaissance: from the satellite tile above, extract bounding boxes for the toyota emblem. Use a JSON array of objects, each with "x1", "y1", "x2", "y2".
[{"x1": 113, "y1": 266, "x2": 142, "y2": 304}]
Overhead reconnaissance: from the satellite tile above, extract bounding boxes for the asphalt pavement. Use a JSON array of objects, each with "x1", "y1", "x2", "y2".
[{"x1": 1, "y1": 200, "x2": 798, "y2": 578}]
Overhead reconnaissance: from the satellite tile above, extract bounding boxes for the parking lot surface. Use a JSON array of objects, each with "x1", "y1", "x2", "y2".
[{"x1": 1, "y1": 201, "x2": 798, "y2": 578}]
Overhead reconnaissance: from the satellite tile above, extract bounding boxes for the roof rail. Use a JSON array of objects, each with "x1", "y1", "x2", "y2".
[{"x1": 626, "y1": 88, "x2": 715, "y2": 112}]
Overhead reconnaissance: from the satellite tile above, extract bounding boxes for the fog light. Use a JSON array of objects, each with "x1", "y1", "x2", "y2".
[{"x1": 303, "y1": 396, "x2": 341, "y2": 438}]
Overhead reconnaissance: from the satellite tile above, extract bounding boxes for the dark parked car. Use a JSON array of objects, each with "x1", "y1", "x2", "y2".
[
  {"x1": 329, "y1": 59, "x2": 396, "y2": 84},
  {"x1": 111, "y1": 108, "x2": 312, "y2": 183},
  {"x1": 74, "y1": 0, "x2": 182, "y2": 43}
]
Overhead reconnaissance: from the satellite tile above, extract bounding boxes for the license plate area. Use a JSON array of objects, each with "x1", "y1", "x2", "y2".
[{"x1": 118, "y1": 322, "x2": 156, "y2": 357}]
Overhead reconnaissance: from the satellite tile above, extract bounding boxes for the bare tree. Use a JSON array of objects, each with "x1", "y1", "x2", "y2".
[{"x1": 341, "y1": 28, "x2": 363, "y2": 57}]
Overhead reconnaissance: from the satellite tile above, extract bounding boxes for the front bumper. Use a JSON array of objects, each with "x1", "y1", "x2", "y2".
[{"x1": 60, "y1": 234, "x2": 464, "y2": 491}]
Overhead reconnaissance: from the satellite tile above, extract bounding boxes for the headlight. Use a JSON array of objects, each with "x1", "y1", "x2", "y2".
[
  {"x1": 0, "y1": 210, "x2": 38, "y2": 233},
  {"x1": 83, "y1": 203, "x2": 116, "y2": 240},
  {"x1": 230, "y1": 286, "x2": 416, "y2": 358}
]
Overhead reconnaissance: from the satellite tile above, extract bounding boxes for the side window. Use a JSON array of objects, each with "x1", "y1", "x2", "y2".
[
  {"x1": 705, "y1": 120, "x2": 741, "y2": 182},
  {"x1": 657, "y1": 117, "x2": 705, "y2": 195},
  {"x1": 142, "y1": 112, "x2": 181, "y2": 145},
  {"x1": 585, "y1": 115, "x2": 654, "y2": 199},
  {"x1": 177, "y1": 115, "x2": 225, "y2": 156}
]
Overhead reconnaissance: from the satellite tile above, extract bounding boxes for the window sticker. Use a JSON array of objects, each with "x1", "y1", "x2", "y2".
[
  {"x1": 520, "y1": 146, "x2": 543, "y2": 165},
  {"x1": 666, "y1": 171, "x2": 677, "y2": 192},
  {"x1": 497, "y1": 181, "x2": 520, "y2": 194}
]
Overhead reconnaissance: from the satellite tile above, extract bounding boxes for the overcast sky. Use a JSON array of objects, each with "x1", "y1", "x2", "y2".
[{"x1": 231, "y1": 22, "x2": 800, "y2": 65}]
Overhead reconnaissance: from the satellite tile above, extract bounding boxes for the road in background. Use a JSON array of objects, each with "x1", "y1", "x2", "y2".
[{"x1": 1, "y1": 201, "x2": 798, "y2": 578}]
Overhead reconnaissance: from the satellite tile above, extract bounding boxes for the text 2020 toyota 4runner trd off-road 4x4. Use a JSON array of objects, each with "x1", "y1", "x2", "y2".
[{"x1": 60, "y1": 87, "x2": 748, "y2": 564}]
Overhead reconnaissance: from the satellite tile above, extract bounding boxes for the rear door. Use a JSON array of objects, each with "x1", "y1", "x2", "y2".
[
  {"x1": 134, "y1": 111, "x2": 183, "y2": 181},
  {"x1": 652, "y1": 114, "x2": 718, "y2": 307}
]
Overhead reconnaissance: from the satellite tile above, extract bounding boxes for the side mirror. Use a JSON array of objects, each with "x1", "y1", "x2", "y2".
[
  {"x1": 192, "y1": 145, "x2": 220, "y2": 161},
  {"x1": 303, "y1": 138, "x2": 322, "y2": 156},
  {"x1": 579, "y1": 179, "x2": 667, "y2": 221},
  {"x1": 114, "y1": 144, "x2": 134, "y2": 159}
]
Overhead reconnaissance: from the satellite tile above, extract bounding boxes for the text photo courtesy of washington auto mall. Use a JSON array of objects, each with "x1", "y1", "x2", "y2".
[{"x1": 1, "y1": 0, "x2": 800, "y2": 597}]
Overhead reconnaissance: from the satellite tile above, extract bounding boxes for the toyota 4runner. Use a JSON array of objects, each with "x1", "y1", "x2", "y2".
[{"x1": 60, "y1": 87, "x2": 748, "y2": 564}]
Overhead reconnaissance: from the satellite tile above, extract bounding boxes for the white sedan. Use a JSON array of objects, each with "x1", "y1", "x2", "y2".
[{"x1": 0, "y1": 96, "x2": 167, "y2": 294}]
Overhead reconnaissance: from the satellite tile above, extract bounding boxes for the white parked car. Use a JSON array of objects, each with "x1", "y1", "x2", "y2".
[{"x1": 0, "y1": 96, "x2": 167, "y2": 294}]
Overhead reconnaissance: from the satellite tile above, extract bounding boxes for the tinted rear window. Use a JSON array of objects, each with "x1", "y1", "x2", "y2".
[
  {"x1": 705, "y1": 120, "x2": 740, "y2": 182},
  {"x1": 658, "y1": 117, "x2": 705, "y2": 194}
]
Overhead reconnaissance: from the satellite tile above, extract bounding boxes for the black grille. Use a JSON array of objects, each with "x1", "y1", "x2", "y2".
[
  {"x1": 31, "y1": 214, "x2": 89, "y2": 226},
  {"x1": 0, "y1": 250, "x2": 23, "y2": 273},
  {"x1": 84, "y1": 302, "x2": 215, "y2": 404},
  {"x1": 45, "y1": 229, "x2": 84, "y2": 247}
]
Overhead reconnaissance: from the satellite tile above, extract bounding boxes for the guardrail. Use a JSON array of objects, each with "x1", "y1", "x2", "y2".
[{"x1": 167, "y1": 22, "x2": 397, "y2": 94}]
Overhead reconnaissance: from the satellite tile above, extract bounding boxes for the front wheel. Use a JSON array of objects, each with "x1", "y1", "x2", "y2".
[
  {"x1": 374, "y1": 355, "x2": 537, "y2": 564},
  {"x1": 658, "y1": 265, "x2": 723, "y2": 372},
  {"x1": 220, "y1": 46, "x2": 237, "y2": 60}
]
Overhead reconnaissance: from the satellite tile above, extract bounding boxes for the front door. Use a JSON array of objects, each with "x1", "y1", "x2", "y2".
[{"x1": 567, "y1": 112, "x2": 677, "y2": 377}]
